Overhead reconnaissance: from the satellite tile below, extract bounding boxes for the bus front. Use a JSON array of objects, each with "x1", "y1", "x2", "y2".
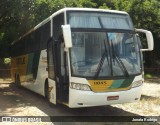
[{"x1": 63, "y1": 9, "x2": 150, "y2": 108}]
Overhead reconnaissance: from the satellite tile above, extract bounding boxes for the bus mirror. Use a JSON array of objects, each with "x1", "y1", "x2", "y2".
[
  {"x1": 62, "y1": 25, "x2": 72, "y2": 51},
  {"x1": 135, "y1": 29, "x2": 154, "y2": 51}
]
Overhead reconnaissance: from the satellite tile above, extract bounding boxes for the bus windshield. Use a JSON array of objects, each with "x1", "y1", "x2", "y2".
[{"x1": 70, "y1": 32, "x2": 141, "y2": 78}]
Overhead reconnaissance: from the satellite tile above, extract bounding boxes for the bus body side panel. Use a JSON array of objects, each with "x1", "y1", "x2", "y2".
[
  {"x1": 22, "y1": 50, "x2": 48, "y2": 96},
  {"x1": 11, "y1": 55, "x2": 29, "y2": 82},
  {"x1": 68, "y1": 75, "x2": 143, "y2": 108},
  {"x1": 11, "y1": 50, "x2": 48, "y2": 96}
]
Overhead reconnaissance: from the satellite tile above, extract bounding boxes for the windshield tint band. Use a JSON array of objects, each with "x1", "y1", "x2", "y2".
[
  {"x1": 71, "y1": 28, "x2": 134, "y2": 33},
  {"x1": 67, "y1": 11, "x2": 133, "y2": 30}
]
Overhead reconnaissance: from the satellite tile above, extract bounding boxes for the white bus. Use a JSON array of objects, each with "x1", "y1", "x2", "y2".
[{"x1": 11, "y1": 8, "x2": 154, "y2": 108}]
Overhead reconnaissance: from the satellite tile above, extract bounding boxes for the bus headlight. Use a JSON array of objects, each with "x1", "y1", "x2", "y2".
[
  {"x1": 132, "y1": 80, "x2": 143, "y2": 88},
  {"x1": 71, "y1": 83, "x2": 91, "y2": 91}
]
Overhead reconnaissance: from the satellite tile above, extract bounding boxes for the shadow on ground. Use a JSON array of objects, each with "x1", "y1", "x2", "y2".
[
  {"x1": 0, "y1": 82, "x2": 159, "y2": 125},
  {"x1": 145, "y1": 78, "x2": 160, "y2": 84}
]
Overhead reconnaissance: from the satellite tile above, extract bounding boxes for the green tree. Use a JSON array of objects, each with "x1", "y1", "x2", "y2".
[
  {"x1": 114, "y1": 0, "x2": 160, "y2": 67},
  {"x1": 0, "y1": 0, "x2": 159, "y2": 70},
  {"x1": 0, "y1": 0, "x2": 97, "y2": 46},
  {"x1": 93, "y1": 0, "x2": 115, "y2": 9},
  {"x1": 33, "y1": 0, "x2": 96, "y2": 23},
  {"x1": 0, "y1": 0, "x2": 36, "y2": 57}
]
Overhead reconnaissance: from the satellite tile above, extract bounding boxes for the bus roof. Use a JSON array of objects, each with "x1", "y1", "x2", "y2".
[
  {"x1": 52, "y1": 7, "x2": 128, "y2": 16},
  {"x1": 12, "y1": 8, "x2": 128, "y2": 44},
  {"x1": 36, "y1": 8, "x2": 128, "y2": 30}
]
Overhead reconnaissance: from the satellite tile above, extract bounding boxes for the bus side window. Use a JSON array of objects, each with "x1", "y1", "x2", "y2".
[
  {"x1": 53, "y1": 13, "x2": 64, "y2": 40},
  {"x1": 40, "y1": 22, "x2": 50, "y2": 50},
  {"x1": 48, "y1": 42, "x2": 55, "y2": 80}
]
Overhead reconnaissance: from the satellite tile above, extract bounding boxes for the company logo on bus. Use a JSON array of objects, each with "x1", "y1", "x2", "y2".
[
  {"x1": 87, "y1": 80, "x2": 113, "y2": 92},
  {"x1": 94, "y1": 81, "x2": 108, "y2": 85}
]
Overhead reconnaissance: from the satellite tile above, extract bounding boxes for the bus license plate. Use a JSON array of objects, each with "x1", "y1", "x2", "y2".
[{"x1": 107, "y1": 96, "x2": 119, "y2": 101}]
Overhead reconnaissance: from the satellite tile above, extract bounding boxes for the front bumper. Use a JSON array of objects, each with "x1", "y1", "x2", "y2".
[{"x1": 69, "y1": 85, "x2": 142, "y2": 108}]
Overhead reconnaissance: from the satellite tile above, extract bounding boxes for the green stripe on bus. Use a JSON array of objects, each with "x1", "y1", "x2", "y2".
[
  {"x1": 119, "y1": 78, "x2": 134, "y2": 88},
  {"x1": 26, "y1": 52, "x2": 40, "y2": 80},
  {"x1": 108, "y1": 79, "x2": 125, "y2": 89},
  {"x1": 108, "y1": 77, "x2": 134, "y2": 89},
  {"x1": 26, "y1": 53, "x2": 34, "y2": 76},
  {"x1": 32, "y1": 52, "x2": 40, "y2": 79}
]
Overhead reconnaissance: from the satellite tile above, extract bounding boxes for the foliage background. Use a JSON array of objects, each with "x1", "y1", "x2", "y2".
[{"x1": 0, "y1": 0, "x2": 160, "y2": 75}]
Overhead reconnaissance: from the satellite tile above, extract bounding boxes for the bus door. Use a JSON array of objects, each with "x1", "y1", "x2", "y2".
[
  {"x1": 47, "y1": 40, "x2": 56, "y2": 104},
  {"x1": 59, "y1": 40, "x2": 69, "y2": 103},
  {"x1": 47, "y1": 39, "x2": 69, "y2": 105}
]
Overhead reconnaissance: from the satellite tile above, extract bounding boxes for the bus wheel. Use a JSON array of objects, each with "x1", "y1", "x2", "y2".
[
  {"x1": 45, "y1": 80, "x2": 49, "y2": 101},
  {"x1": 16, "y1": 75, "x2": 21, "y2": 87},
  {"x1": 14, "y1": 74, "x2": 17, "y2": 84}
]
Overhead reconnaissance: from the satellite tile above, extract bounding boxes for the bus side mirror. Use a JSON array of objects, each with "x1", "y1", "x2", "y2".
[
  {"x1": 135, "y1": 29, "x2": 154, "y2": 51},
  {"x1": 62, "y1": 25, "x2": 72, "y2": 51}
]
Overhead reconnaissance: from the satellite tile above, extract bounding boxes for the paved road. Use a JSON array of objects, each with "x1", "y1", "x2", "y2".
[{"x1": 0, "y1": 82, "x2": 158, "y2": 125}]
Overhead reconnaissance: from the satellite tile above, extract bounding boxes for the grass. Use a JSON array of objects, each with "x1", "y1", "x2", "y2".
[{"x1": 144, "y1": 74, "x2": 153, "y2": 78}]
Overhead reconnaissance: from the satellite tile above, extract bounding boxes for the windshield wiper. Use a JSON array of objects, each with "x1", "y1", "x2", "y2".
[
  {"x1": 111, "y1": 40, "x2": 129, "y2": 77},
  {"x1": 94, "y1": 40, "x2": 109, "y2": 78}
]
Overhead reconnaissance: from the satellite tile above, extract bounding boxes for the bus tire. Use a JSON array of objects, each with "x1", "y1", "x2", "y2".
[
  {"x1": 16, "y1": 75, "x2": 21, "y2": 87},
  {"x1": 14, "y1": 74, "x2": 17, "y2": 84},
  {"x1": 44, "y1": 79, "x2": 49, "y2": 101}
]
